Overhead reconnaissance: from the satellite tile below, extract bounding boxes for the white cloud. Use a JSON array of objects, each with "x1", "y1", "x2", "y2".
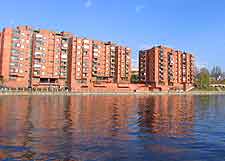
[
  {"x1": 135, "y1": 5, "x2": 145, "y2": 13},
  {"x1": 84, "y1": 0, "x2": 92, "y2": 8}
]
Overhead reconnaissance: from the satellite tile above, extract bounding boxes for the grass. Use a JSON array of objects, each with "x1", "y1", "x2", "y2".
[{"x1": 191, "y1": 87, "x2": 219, "y2": 92}]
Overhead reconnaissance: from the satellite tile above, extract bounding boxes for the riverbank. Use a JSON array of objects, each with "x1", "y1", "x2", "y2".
[{"x1": 0, "y1": 91, "x2": 225, "y2": 96}]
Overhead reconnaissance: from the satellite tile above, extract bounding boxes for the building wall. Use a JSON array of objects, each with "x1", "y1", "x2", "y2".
[
  {"x1": 0, "y1": 32, "x2": 2, "y2": 77},
  {"x1": 116, "y1": 46, "x2": 131, "y2": 84},
  {"x1": 69, "y1": 39, "x2": 132, "y2": 91},
  {"x1": 105, "y1": 42, "x2": 116, "y2": 81},
  {"x1": 0, "y1": 26, "x2": 33, "y2": 88},
  {"x1": 0, "y1": 25, "x2": 132, "y2": 91},
  {"x1": 31, "y1": 29, "x2": 71, "y2": 89},
  {"x1": 68, "y1": 37, "x2": 93, "y2": 90},
  {"x1": 139, "y1": 46, "x2": 195, "y2": 91},
  {"x1": 139, "y1": 51, "x2": 147, "y2": 82}
]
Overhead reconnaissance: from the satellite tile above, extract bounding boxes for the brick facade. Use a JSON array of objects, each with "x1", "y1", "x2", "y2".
[
  {"x1": 139, "y1": 46, "x2": 195, "y2": 91},
  {"x1": 0, "y1": 26, "x2": 132, "y2": 91}
]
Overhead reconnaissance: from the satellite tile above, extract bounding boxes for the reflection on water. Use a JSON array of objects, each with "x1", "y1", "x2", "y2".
[{"x1": 0, "y1": 95, "x2": 224, "y2": 161}]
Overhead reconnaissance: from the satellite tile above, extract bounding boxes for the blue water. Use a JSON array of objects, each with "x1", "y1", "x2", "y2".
[{"x1": 0, "y1": 95, "x2": 224, "y2": 161}]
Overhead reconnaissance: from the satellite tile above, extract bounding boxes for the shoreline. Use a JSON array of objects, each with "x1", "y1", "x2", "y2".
[{"x1": 0, "y1": 91, "x2": 225, "y2": 96}]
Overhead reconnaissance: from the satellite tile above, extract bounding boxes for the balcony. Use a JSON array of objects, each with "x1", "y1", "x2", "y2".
[
  {"x1": 12, "y1": 36, "x2": 20, "y2": 41},
  {"x1": 9, "y1": 72, "x2": 18, "y2": 77},
  {"x1": 92, "y1": 61, "x2": 98, "y2": 66},
  {"x1": 111, "y1": 67, "x2": 116, "y2": 72},
  {"x1": 159, "y1": 56, "x2": 164, "y2": 61},
  {"x1": 35, "y1": 34, "x2": 43, "y2": 38},
  {"x1": 109, "y1": 47, "x2": 116, "y2": 53},
  {"x1": 159, "y1": 62, "x2": 164, "y2": 66},
  {"x1": 61, "y1": 56, "x2": 68, "y2": 62},
  {"x1": 92, "y1": 71, "x2": 97, "y2": 76},
  {"x1": 10, "y1": 58, "x2": 20, "y2": 63},
  {"x1": 93, "y1": 53, "x2": 98, "y2": 58},
  {"x1": 33, "y1": 64, "x2": 42, "y2": 68},
  {"x1": 35, "y1": 38, "x2": 44, "y2": 44},
  {"x1": 33, "y1": 71, "x2": 40, "y2": 77},
  {"x1": 83, "y1": 70, "x2": 88, "y2": 74},
  {"x1": 159, "y1": 51, "x2": 164, "y2": 55},
  {"x1": 159, "y1": 77, "x2": 164, "y2": 80},
  {"x1": 34, "y1": 51, "x2": 43, "y2": 57},
  {"x1": 61, "y1": 53, "x2": 68, "y2": 59},
  {"x1": 61, "y1": 43, "x2": 68, "y2": 49},
  {"x1": 159, "y1": 67, "x2": 164, "y2": 71}
]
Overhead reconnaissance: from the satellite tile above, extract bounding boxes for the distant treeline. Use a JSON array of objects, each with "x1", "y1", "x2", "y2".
[{"x1": 195, "y1": 66, "x2": 225, "y2": 89}]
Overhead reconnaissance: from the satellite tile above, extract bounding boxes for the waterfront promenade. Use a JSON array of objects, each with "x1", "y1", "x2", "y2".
[{"x1": 0, "y1": 90, "x2": 225, "y2": 96}]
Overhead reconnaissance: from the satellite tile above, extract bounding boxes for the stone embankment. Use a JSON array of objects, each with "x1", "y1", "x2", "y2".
[{"x1": 0, "y1": 91, "x2": 225, "y2": 96}]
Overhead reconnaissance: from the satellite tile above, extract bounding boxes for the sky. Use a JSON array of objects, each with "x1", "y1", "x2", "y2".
[{"x1": 0, "y1": 0, "x2": 225, "y2": 70}]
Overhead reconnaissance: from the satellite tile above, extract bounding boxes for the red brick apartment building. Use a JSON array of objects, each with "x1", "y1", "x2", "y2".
[
  {"x1": 139, "y1": 46, "x2": 195, "y2": 91},
  {"x1": 0, "y1": 26, "x2": 131, "y2": 91}
]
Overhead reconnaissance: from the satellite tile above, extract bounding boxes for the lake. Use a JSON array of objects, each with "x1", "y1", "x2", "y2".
[{"x1": 0, "y1": 95, "x2": 225, "y2": 161}]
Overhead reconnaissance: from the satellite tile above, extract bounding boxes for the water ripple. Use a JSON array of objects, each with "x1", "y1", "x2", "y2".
[{"x1": 0, "y1": 95, "x2": 224, "y2": 161}]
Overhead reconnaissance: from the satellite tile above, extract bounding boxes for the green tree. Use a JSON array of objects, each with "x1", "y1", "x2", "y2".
[
  {"x1": 131, "y1": 74, "x2": 139, "y2": 83},
  {"x1": 196, "y1": 67, "x2": 210, "y2": 89},
  {"x1": 0, "y1": 77, "x2": 6, "y2": 86}
]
